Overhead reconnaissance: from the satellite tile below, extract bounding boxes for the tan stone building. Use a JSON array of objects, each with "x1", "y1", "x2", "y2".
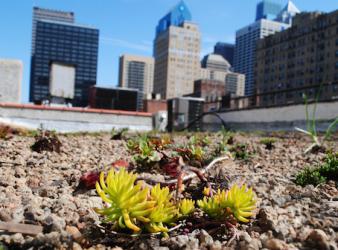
[
  {"x1": 118, "y1": 54, "x2": 154, "y2": 94},
  {"x1": 153, "y1": 21, "x2": 201, "y2": 99},
  {"x1": 255, "y1": 10, "x2": 338, "y2": 106},
  {"x1": 0, "y1": 59, "x2": 23, "y2": 103},
  {"x1": 200, "y1": 54, "x2": 245, "y2": 96}
]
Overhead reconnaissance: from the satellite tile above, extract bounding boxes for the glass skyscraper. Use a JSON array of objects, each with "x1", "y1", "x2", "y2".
[
  {"x1": 234, "y1": 0, "x2": 299, "y2": 96},
  {"x1": 30, "y1": 7, "x2": 99, "y2": 107},
  {"x1": 155, "y1": 0, "x2": 192, "y2": 36},
  {"x1": 256, "y1": 0, "x2": 283, "y2": 21},
  {"x1": 213, "y1": 42, "x2": 235, "y2": 66}
]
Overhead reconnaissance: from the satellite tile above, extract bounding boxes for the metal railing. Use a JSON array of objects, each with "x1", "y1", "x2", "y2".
[{"x1": 204, "y1": 82, "x2": 338, "y2": 112}]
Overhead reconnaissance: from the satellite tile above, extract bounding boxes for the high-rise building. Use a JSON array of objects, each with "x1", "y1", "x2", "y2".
[
  {"x1": 256, "y1": 0, "x2": 283, "y2": 21},
  {"x1": 0, "y1": 59, "x2": 23, "y2": 103},
  {"x1": 255, "y1": 10, "x2": 338, "y2": 106},
  {"x1": 118, "y1": 54, "x2": 154, "y2": 110},
  {"x1": 200, "y1": 53, "x2": 245, "y2": 96},
  {"x1": 234, "y1": 19, "x2": 290, "y2": 96},
  {"x1": 234, "y1": 1, "x2": 300, "y2": 96},
  {"x1": 214, "y1": 42, "x2": 235, "y2": 66},
  {"x1": 32, "y1": 7, "x2": 74, "y2": 54},
  {"x1": 275, "y1": 0, "x2": 300, "y2": 25},
  {"x1": 153, "y1": 1, "x2": 201, "y2": 99},
  {"x1": 155, "y1": 0, "x2": 192, "y2": 37},
  {"x1": 30, "y1": 7, "x2": 99, "y2": 107}
]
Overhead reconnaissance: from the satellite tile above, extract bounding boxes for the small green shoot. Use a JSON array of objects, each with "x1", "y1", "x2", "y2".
[
  {"x1": 260, "y1": 138, "x2": 276, "y2": 150},
  {"x1": 295, "y1": 90, "x2": 338, "y2": 154}
]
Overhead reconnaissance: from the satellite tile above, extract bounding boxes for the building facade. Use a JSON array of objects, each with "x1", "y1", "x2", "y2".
[
  {"x1": 234, "y1": 19, "x2": 290, "y2": 96},
  {"x1": 118, "y1": 54, "x2": 154, "y2": 110},
  {"x1": 200, "y1": 53, "x2": 245, "y2": 96},
  {"x1": 89, "y1": 86, "x2": 139, "y2": 111},
  {"x1": 32, "y1": 7, "x2": 74, "y2": 55},
  {"x1": 153, "y1": 1, "x2": 201, "y2": 99},
  {"x1": 201, "y1": 53, "x2": 231, "y2": 72},
  {"x1": 188, "y1": 79, "x2": 225, "y2": 112},
  {"x1": 234, "y1": 0, "x2": 299, "y2": 96},
  {"x1": 30, "y1": 7, "x2": 99, "y2": 107},
  {"x1": 214, "y1": 42, "x2": 235, "y2": 66},
  {"x1": 256, "y1": 10, "x2": 338, "y2": 106},
  {"x1": 0, "y1": 59, "x2": 23, "y2": 103}
]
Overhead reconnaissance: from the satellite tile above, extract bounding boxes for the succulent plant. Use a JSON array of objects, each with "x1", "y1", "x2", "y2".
[
  {"x1": 178, "y1": 199, "x2": 195, "y2": 216},
  {"x1": 197, "y1": 184, "x2": 256, "y2": 223},
  {"x1": 94, "y1": 168, "x2": 155, "y2": 232},
  {"x1": 95, "y1": 169, "x2": 194, "y2": 235},
  {"x1": 126, "y1": 136, "x2": 162, "y2": 167},
  {"x1": 146, "y1": 184, "x2": 178, "y2": 233}
]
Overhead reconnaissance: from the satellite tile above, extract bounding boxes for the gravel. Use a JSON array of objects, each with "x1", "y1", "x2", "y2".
[{"x1": 0, "y1": 132, "x2": 337, "y2": 249}]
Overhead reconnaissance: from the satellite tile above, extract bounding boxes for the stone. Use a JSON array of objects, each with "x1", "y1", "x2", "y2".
[
  {"x1": 306, "y1": 229, "x2": 331, "y2": 250},
  {"x1": 0, "y1": 210, "x2": 12, "y2": 222},
  {"x1": 66, "y1": 226, "x2": 82, "y2": 243},
  {"x1": 210, "y1": 240, "x2": 222, "y2": 250},
  {"x1": 168, "y1": 234, "x2": 199, "y2": 250},
  {"x1": 198, "y1": 229, "x2": 213, "y2": 246},
  {"x1": 72, "y1": 242, "x2": 83, "y2": 250},
  {"x1": 264, "y1": 238, "x2": 289, "y2": 250},
  {"x1": 257, "y1": 208, "x2": 276, "y2": 232}
]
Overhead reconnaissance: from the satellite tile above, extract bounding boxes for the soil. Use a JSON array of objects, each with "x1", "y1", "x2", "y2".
[{"x1": 0, "y1": 131, "x2": 337, "y2": 250}]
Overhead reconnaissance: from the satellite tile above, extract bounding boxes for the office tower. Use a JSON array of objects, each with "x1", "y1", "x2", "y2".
[
  {"x1": 256, "y1": 0, "x2": 283, "y2": 21},
  {"x1": 118, "y1": 54, "x2": 154, "y2": 110},
  {"x1": 32, "y1": 7, "x2": 74, "y2": 54},
  {"x1": 214, "y1": 42, "x2": 235, "y2": 66},
  {"x1": 0, "y1": 59, "x2": 23, "y2": 103},
  {"x1": 234, "y1": 19, "x2": 290, "y2": 96},
  {"x1": 154, "y1": 1, "x2": 201, "y2": 99},
  {"x1": 275, "y1": 0, "x2": 300, "y2": 25},
  {"x1": 256, "y1": 10, "x2": 338, "y2": 106},
  {"x1": 30, "y1": 7, "x2": 99, "y2": 107},
  {"x1": 200, "y1": 53, "x2": 245, "y2": 96}
]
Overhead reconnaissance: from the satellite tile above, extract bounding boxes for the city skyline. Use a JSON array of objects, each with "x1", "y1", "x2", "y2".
[{"x1": 0, "y1": 0, "x2": 337, "y2": 103}]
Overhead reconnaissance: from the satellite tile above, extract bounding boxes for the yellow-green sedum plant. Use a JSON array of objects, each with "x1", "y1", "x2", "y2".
[
  {"x1": 178, "y1": 199, "x2": 195, "y2": 217},
  {"x1": 145, "y1": 184, "x2": 178, "y2": 234},
  {"x1": 197, "y1": 184, "x2": 256, "y2": 223},
  {"x1": 94, "y1": 168, "x2": 155, "y2": 232},
  {"x1": 94, "y1": 169, "x2": 195, "y2": 235}
]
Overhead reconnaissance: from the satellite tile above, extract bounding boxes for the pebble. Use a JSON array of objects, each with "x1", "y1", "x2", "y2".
[{"x1": 0, "y1": 133, "x2": 337, "y2": 249}]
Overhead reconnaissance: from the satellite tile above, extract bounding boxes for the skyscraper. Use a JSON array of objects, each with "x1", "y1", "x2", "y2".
[
  {"x1": 30, "y1": 7, "x2": 99, "y2": 107},
  {"x1": 256, "y1": 10, "x2": 338, "y2": 106},
  {"x1": 31, "y1": 7, "x2": 74, "y2": 55},
  {"x1": 233, "y1": 0, "x2": 300, "y2": 96},
  {"x1": 256, "y1": 0, "x2": 283, "y2": 21},
  {"x1": 213, "y1": 42, "x2": 235, "y2": 66},
  {"x1": 153, "y1": 1, "x2": 201, "y2": 99},
  {"x1": 234, "y1": 19, "x2": 289, "y2": 96},
  {"x1": 275, "y1": 0, "x2": 300, "y2": 24},
  {"x1": 118, "y1": 54, "x2": 154, "y2": 110}
]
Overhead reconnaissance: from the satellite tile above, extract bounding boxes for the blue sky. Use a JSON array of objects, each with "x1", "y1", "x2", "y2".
[{"x1": 0, "y1": 0, "x2": 337, "y2": 103}]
